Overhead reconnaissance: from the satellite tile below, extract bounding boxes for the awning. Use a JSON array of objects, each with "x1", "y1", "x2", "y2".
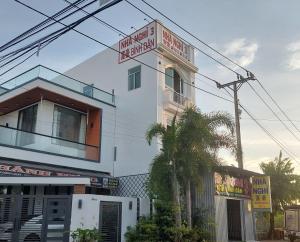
[
  {"x1": 0, "y1": 176, "x2": 91, "y2": 185},
  {"x1": 0, "y1": 159, "x2": 118, "y2": 189}
]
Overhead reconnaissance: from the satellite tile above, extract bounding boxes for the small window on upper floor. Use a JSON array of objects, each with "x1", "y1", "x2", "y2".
[{"x1": 128, "y1": 65, "x2": 141, "y2": 91}]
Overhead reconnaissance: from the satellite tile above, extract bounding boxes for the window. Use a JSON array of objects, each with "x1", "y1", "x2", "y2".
[
  {"x1": 165, "y1": 67, "x2": 184, "y2": 94},
  {"x1": 128, "y1": 65, "x2": 141, "y2": 91},
  {"x1": 17, "y1": 104, "x2": 38, "y2": 146},
  {"x1": 52, "y1": 105, "x2": 86, "y2": 144}
]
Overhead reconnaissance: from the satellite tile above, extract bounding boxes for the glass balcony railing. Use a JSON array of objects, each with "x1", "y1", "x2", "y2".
[
  {"x1": 0, "y1": 125, "x2": 99, "y2": 161},
  {"x1": 0, "y1": 65, "x2": 115, "y2": 105}
]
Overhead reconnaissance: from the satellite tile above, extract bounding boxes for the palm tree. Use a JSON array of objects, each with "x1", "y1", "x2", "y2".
[
  {"x1": 176, "y1": 106, "x2": 236, "y2": 228},
  {"x1": 146, "y1": 117, "x2": 182, "y2": 227},
  {"x1": 260, "y1": 151, "x2": 300, "y2": 239}
]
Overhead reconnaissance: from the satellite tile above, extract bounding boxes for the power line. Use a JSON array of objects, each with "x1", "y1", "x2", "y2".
[
  {"x1": 0, "y1": 36, "x2": 59, "y2": 79},
  {"x1": 239, "y1": 103, "x2": 300, "y2": 163},
  {"x1": 139, "y1": 0, "x2": 249, "y2": 74},
  {"x1": 124, "y1": 0, "x2": 243, "y2": 76},
  {"x1": 255, "y1": 78, "x2": 300, "y2": 133},
  {"x1": 246, "y1": 82, "x2": 300, "y2": 142},
  {"x1": 1, "y1": 0, "x2": 99, "y2": 61},
  {"x1": 11, "y1": 0, "x2": 300, "y2": 164},
  {"x1": 241, "y1": 118, "x2": 300, "y2": 123},
  {"x1": 222, "y1": 88, "x2": 299, "y2": 163},
  {"x1": 0, "y1": 0, "x2": 88, "y2": 53}
]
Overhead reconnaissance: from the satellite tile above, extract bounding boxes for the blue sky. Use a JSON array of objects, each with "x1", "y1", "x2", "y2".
[{"x1": 2, "y1": 0, "x2": 300, "y2": 172}]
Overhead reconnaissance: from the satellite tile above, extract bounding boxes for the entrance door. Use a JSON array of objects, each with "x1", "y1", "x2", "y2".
[
  {"x1": 42, "y1": 198, "x2": 72, "y2": 242},
  {"x1": 227, "y1": 199, "x2": 242, "y2": 241},
  {"x1": 99, "y1": 201, "x2": 122, "y2": 242}
]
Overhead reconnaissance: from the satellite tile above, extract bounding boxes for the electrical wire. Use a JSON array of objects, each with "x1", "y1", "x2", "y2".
[
  {"x1": 10, "y1": 0, "x2": 300, "y2": 164},
  {"x1": 139, "y1": 0, "x2": 249, "y2": 74},
  {"x1": 246, "y1": 82, "x2": 300, "y2": 142},
  {"x1": 256, "y1": 78, "x2": 300, "y2": 133},
  {"x1": 1, "y1": 0, "x2": 100, "y2": 62},
  {"x1": 222, "y1": 88, "x2": 300, "y2": 163},
  {"x1": 125, "y1": 0, "x2": 243, "y2": 76},
  {"x1": 0, "y1": 0, "x2": 88, "y2": 52}
]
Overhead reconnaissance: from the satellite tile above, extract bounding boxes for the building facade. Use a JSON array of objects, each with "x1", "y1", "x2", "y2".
[
  {"x1": 0, "y1": 21, "x2": 197, "y2": 242},
  {"x1": 0, "y1": 21, "x2": 260, "y2": 242}
]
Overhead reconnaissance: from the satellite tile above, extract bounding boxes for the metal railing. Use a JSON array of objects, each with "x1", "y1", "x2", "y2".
[
  {"x1": 0, "y1": 65, "x2": 115, "y2": 105},
  {"x1": 0, "y1": 125, "x2": 99, "y2": 161},
  {"x1": 164, "y1": 87, "x2": 190, "y2": 107}
]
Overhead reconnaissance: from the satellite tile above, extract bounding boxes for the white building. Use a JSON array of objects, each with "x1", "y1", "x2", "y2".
[
  {"x1": 0, "y1": 21, "x2": 197, "y2": 242},
  {"x1": 65, "y1": 20, "x2": 198, "y2": 177},
  {"x1": 0, "y1": 21, "x2": 257, "y2": 242}
]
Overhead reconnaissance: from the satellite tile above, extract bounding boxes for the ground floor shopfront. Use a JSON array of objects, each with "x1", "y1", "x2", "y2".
[
  {"x1": 193, "y1": 166, "x2": 259, "y2": 242},
  {"x1": 0, "y1": 159, "x2": 150, "y2": 242}
]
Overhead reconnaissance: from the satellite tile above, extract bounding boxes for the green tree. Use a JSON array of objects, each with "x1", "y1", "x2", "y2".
[
  {"x1": 146, "y1": 106, "x2": 236, "y2": 228},
  {"x1": 260, "y1": 151, "x2": 300, "y2": 239},
  {"x1": 146, "y1": 117, "x2": 182, "y2": 227},
  {"x1": 176, "y1": 106, "x2": 235, "y2": 227}
]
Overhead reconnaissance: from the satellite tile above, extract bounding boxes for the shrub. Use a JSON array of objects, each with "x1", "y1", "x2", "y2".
[
  {"x1": 125, "y1": 201, "x2": 211, "y2": 242},
  {"x1": 71, "y1": 228, "x2": 102, "y2": 242}
]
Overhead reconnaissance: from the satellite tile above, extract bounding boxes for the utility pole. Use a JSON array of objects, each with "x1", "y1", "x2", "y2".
[{"x1": 216, "y1": 73, "x2": 255, "y2": 169}]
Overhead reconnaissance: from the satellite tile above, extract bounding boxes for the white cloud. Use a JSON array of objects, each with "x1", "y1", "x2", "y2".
[
  {"x1": 286, "y1": 41, "x2": 300, "y2": 70},
  {"x1": 223, "y1": 38, "x2": 258, "y2": 68}
]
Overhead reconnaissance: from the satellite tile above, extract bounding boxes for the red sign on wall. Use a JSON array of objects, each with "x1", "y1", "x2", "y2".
[
  {"x1": 118, "y1": 21, "x2": 157, "y2": 63},
  {"x1": 160, "y1": 26, "x2": 191, "y2": 62}
]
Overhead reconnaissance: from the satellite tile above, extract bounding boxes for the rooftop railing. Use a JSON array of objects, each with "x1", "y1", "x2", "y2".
[{"x1": 0, "y1": 65, "x2": 115, "y2": 105}]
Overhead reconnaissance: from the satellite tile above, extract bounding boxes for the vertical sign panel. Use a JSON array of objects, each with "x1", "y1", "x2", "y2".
[
  {"x1": 118, "y1": 21, "x2": 157, "y2": 63},
  {"x1": 251, "y1": 176, "x2": 272, "y2": 212}
]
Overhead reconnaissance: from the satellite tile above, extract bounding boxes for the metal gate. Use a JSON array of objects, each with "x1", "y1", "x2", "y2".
[
  {"x1": 0, "y1": 195, "x2": 72, "y2": 242},
  {"x1": 99, "y1": 201, "x2": 122, "y2": 242}
]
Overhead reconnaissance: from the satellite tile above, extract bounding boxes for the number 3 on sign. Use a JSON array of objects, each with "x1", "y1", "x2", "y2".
[{"x1": 150, "y1": 27, "x2": 154, "y2": 35}]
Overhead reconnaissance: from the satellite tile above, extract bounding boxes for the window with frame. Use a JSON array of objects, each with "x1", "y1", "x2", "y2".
[
  {"x1": 52, "y1": 105, "x2": 86, "y2": 144},
  {"x1": 128, "y1": 65, "x2": 141, "y2": 91},
  {"x1": 17, "y1": 104, "x2": 38, "y2": 146}
]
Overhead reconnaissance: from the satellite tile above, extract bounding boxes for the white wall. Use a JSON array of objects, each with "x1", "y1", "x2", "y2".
[
  {"x1": 215, "y1": 196, "x2": 255, "y2": 242},
  {"x1": 215, "y1": 196, "x2": 228, "y2": 242},
  {"x1": 66, "y1": 43, "x2": 196, "y2": 177},
  {"x1": 70, "y1": 194, "x2": 142, "y2": 242},
  {"x1": 66, "y1": 45, "x2": 160, "y2": 176},
  {"x1": 244, "y1": 199, "x2": 255, "y2": 241}
]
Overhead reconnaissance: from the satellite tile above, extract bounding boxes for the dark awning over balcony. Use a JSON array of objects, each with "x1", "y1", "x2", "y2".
[{"x1": 0, "y1": 87, "x2": 99, "y2": 115}]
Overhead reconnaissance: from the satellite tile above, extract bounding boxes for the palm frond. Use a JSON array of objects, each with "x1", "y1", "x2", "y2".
[{"x1": 146, "y1": 123, "x2": 166, "y2": 145}]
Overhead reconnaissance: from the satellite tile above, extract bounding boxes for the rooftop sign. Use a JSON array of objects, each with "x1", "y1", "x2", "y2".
[
  {"x1": 160, "y1": 25, "x2": 191, "y2": 62},
  {"x1": 118, "y1": 21, "x2": 196, "y2": 70},
  {"x1": 118, "y1": 21, "x2": 157, "y2": 63},
  {"x1": 215, "y1": 172, "x2": 251, "y2": 198}
]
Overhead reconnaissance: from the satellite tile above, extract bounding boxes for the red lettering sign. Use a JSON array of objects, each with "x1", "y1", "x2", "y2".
[
  {"x1": 118, "y1": 21, "x2": 157, "y2": 63},
  {"x1": 161, "y1": 27, "x2": 191, "y2": 62}
]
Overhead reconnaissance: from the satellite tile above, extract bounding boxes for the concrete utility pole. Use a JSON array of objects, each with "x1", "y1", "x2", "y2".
[{"x1": 216, "y1": 73, "x2": 255, "y2": 169}]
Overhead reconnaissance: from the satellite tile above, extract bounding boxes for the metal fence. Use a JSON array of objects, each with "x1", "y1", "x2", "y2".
[
  {"x1": 111, "y1": 173, "x2": 149, "y2": 198},
  {"x1": 0, "y1": 195, "x2": 72, "y2": 242}
]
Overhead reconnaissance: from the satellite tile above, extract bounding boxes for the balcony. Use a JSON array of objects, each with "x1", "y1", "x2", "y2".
[
  {"x1": 163, "y1": 87, "x2": 191, "y2": 113},
  {"x1": 0, "y1": 125, "x2": 99, "y2": 161},
  {"x1": 0, "y1": 65, "x2": 115, "y2": 106}
]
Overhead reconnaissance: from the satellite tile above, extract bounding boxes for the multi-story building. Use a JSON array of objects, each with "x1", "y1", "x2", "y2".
[
  {"x1": 0, "y1": 21, "x2": 257, "y2": 242},
  {"x1": 0, "y1": 21, "x2": 196, "y2": 242}
]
